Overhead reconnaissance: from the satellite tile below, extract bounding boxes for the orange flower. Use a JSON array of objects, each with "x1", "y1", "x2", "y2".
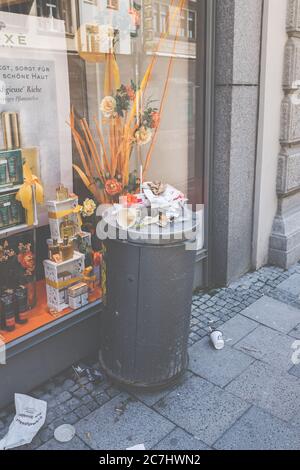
[
  {"x1": 151, "y1": 111, "x2": 160, "y2": 129},
  {"x1": 105, "y1": 178, "x2": 123, "y2": 196},
  {"x1": 125, "y1": 85, "x2": 136, "y2": 101},
  {"x1": 126, "y1": 194, "x2": 139, "y2": 205}
]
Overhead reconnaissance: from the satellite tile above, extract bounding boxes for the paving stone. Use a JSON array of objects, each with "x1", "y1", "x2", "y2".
[
  {"x1": 153, "y1": 375, "x2": 249, "y2": 446},
  {"x1": 289, "y1": 364, "x2": 300, "y2": 378},
  {"x1": 152, "y1": 428, "x2": 210, "y2": 451},
  {"x1": 76, "y1": 405, "x2": 91, "y2": 419},
  {"x1": 235, "y1": 325, "x2": 296, "y2": 371},
  {"x1": 240, "y1": 296, "x2": 300, "y2": 334},
  {"x1": 61, "y1": 379, "x2": 75, "y2": 391},
  {"x1": 188, "y1": 337, "x2": 255, "y2": 387},
  {"x1": 106, "y1": 386, "x2": 121, "y2": 398},
  {"x1": 38, "y1": 436, "x2": 90, "y2": 450},
  {"x1": 73, "y1": 387, "x2": 89, "y2": 399},
  {"x1": 289, "y1": 324, "x2": 300, "y2": 339},
  {"x1": 39, "y1": 427, "x2": 54, "y2": 443},
  {"x1": 226, "y1": 361, "x2": 300, "y2": 422},
  {"x1": 220, "y1": 314, "x2": 258, "y2": 345},
  {"x1": 56, "y1": 391, "x2": 72, "y2": 404},
  {"x1": 76, "y1": 393, "x2": 174, "y2": 450},
  {"x1": 290, "y1": 408, "x2": 300, "y2": 427},
  {"x1": 86, "y1": 400, "x2": 99, "y2": 413},
  {"x1": 62, "y1": 412, "x2": 79, "y2": 425},
  {"x1": 214, "y1": 406, "x2": 300, "y2": 450},
  {"x1": 132, "y1": 372, "x2": 192, "y2": 407},
  {"x1": 277, "y1": 274, "x2": 300, "y2": 297},
  {"x1": 92, "y1": 391, "x2": 111, "y2": 407}
]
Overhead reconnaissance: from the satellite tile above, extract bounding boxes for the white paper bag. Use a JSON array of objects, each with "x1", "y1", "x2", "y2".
[{"x1": 0, "y1": 394, "x2": 47, "y2": 450}]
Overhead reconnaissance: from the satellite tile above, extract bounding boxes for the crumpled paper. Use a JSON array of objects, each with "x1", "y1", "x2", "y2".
[{"x1": 0, "y1": 394, "x2": 47, "y2": 450}]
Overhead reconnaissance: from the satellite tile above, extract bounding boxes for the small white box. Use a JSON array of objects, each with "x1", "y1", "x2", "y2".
[
  {"x1": 81, "y1": 292, "x2": 89, "y2": 306},
  {"x1": 69, "y1": 295, "x2": 82, "y2": 309},
  {"x1": 43, "y1": 252, "x2": 85, "y2": 312}
]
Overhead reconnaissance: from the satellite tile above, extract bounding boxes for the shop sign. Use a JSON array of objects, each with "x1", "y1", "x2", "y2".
[{"x1": 0, "y1": 13, "x2": 66, "y2": 51}]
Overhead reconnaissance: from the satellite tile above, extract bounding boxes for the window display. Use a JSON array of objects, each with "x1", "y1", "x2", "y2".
[{"x1": 0, "y1": 0, "x2": 203, "y2": 346}]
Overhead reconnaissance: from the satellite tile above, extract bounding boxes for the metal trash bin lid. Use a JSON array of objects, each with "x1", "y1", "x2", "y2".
[{"x1": 99, "y1": 206, "x2": 203, "y2": 246}]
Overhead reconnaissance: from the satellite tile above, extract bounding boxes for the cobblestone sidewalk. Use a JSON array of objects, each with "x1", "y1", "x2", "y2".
[{"x1": 0, "y1": 263, "x2": 300, "y2": 450}]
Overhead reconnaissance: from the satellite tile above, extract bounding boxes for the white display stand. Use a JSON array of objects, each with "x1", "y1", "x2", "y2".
[
  {"x1": 43, "y1": 252, "x2": 85, "y2": 312},
  {"x1": 47, "y1": 196, "x2": 81, "y2": 243}
]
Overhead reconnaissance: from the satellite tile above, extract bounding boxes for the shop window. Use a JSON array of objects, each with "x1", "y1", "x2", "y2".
[
  {"x1": 152, "y1": 1, "x2": 197, "y2": 42},
  {"x1": 36, "y1": 0, "x2": 75, "y2": 35},
  {"x1": 0, "y1": 0, "x2": 205, "y2": 345},
  {"x1": 0, "y1": 0, "x2": 34, "y2": 15},
  {"x1": 107, "y1": 0, "x2": 119, "y2": 10}
]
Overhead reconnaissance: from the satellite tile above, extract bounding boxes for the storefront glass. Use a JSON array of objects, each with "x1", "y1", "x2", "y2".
[{"x1": 0, "y1": 0, "x2": 204, "y2": 345}]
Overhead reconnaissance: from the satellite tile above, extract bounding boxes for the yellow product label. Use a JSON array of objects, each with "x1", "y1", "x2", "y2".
[{"x1": 46, "y1": 276, "x2": 82, "y2": 290}]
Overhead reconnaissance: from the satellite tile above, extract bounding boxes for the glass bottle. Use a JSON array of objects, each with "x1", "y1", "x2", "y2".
[
  {"x1": 60, "y1": 236, "x2": 74, "y2": 261},
  {"x1": 60, "y1": 216, "x2": 76, "y2": 239},
  {"x1": 49, "y1": 239, "x2": 61, "y2": 263},
  {"x1": 15, "y1": 286, "x2": 28, "y2": 324}
]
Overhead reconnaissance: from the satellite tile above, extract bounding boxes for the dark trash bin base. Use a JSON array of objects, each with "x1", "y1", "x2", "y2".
[
  {"x1": 99, "y1": 350, "x2": 189, "y2": 391},
  {"x1": 99, "y1": 237, "x2": 196, "y2": 389}
]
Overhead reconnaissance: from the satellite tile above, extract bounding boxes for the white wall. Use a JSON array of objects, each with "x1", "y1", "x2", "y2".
[{"x1": 252, "y1": 0, "x2": 287, "y2": 268}]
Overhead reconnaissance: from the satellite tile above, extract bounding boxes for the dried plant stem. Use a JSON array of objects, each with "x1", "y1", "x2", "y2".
[{"x1": 93, "y1": 117, "x2": 112, "y2": 176}]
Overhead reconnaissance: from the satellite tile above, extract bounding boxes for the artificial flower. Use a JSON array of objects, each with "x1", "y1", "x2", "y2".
[
  {"x1": 125, "y1": 85, "x2": 136, "y2": 101},
  {"x1": 151, "y1": 111, "x2": 160, "y2": 128},
  {"x1": 82, "y1": 198, "x2": 96, "y2": 217},
  {"x1": 105, "y1": 178, "x2": 123, "y2": 196},
  {"x1": 135, "y1": 126, "x2": 152, "y2": 146},
  {"x1": 100, "y1": 96, "x2": 116, "y2": 118}
]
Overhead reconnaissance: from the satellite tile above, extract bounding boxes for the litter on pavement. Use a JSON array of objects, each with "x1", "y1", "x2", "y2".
[{"x1": 0, "y1": 394, "x2": 47, "y2": 450}]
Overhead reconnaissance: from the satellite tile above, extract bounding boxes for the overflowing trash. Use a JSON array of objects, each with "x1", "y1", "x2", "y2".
[
  {"x1": 0, "y1": 394, "x2": 47, "y2": 450},
  {"x1": 72, "y1": 364, "x2": 103, "y2": 383}
]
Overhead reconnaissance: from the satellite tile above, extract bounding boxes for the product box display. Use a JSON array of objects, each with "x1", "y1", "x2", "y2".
[
  {"x1": 0, "y1": 190, "x2": 25, "y2": 230},
  {"x1": 0, "y1": 150, "x2": 24, "y2": 189},
  {"x1": 47, "y1": 195, "x2": 82, "y2": 243},
  {"x1": 43, "y1": 252, "x2": 85, "y2": 312}
]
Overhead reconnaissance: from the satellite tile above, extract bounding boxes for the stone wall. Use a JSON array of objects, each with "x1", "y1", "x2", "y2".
[
  {"x1": 211, "y1": 0, "x2": 263, "y2": 285},
  {"x1": 269, "y1": 0, "x2": 300, "y2": 267}
]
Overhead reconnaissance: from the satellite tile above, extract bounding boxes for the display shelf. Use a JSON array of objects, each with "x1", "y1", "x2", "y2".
[
  {"x1": 0, "y1": 223, "x2": 34, "y2": 239},
  {"x1": 0, "y1": 184, "x2": 22, "y2": 194},
  {"x1": 0, "y1": 279, "x2": 102, "y2": 345}
]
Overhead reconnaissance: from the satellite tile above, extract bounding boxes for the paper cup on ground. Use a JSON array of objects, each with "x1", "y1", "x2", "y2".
[{"x1": 210, "y1": 331, "x2": 225, "y2": 350}]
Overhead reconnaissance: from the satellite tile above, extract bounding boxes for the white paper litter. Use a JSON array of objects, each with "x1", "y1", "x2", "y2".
[
  {"x1": 54, "y1": 424, "x2": 75, "y2": 443},
  {"x1": 126, "y1": 444, "x2": 146, "y2": 450},
  {"x1": 0, "y1": 394, "x2": 47, "y2": 450}
]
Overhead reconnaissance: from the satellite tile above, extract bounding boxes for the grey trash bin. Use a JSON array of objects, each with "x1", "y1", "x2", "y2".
[{"x1": 99, "y1": 211, "x2": 198, "y2": 389}]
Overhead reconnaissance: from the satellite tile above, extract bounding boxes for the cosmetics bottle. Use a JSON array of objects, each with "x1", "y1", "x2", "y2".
[
  {"x1": 0, "y1": 202, "x2": 10, "y2": 229},
  {"x1": 15, "y1": 286, "x2": 28, "y2": 324},
  {"x1": 7, "y1": 154, "x2": 18, "y2": 184},
  {"x1": 0, "y1": 159, "x2": 9, "y2": 186},
  {"x1": 60, "y1": 236, "x2": 74, "y2": 261},
  {"x1": 2, "y1": 112, "x2": 21, "y2": 150},
  {"x1": 1, "y1": 290, "x2": 16, "y2": 332},
  {"x1": 56, "y1": 184, "x2": 69, "y2": 202},
  {"x1": 49, "y1": 239, "x2": 62, "y2": 263},
  {"x1": 60, "y1": 216, "x2": 76, "y2": 239}
]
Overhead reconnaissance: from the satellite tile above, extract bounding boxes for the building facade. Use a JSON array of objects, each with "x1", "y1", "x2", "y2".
[{"x1": 0, "y1": 0, "x2": 299, "y2": 406}]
